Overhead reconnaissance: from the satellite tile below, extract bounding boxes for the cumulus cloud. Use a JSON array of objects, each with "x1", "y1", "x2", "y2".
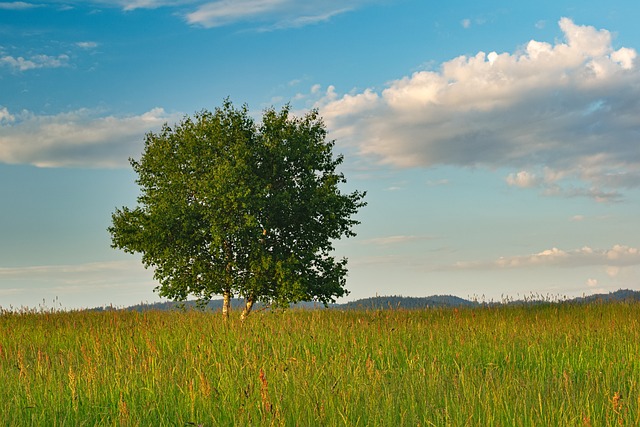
[
  {"x1": 452, "y1": 245, "x2": 640, "y2": 270},
  {"x1": 318, "y1": 18, "x2": 640, "y2": 201},
  {"x1": 0, "y1": 54, "x2": 70, "y2": 71},
  {"x1": 0, "y1": 107, "x2": 15, "y2": 124},
  {"x1": 185, "y1": 0, "x2": 367, "y2": 29},
  {"x1": 0, "y1": 107, "x2": 182, "y2": 168},
  {"x1": 506, "y1": 170, "x2": 540, "y2": 188}
]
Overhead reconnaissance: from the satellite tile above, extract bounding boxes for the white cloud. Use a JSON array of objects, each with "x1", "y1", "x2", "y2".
[
  {"x1": 0, "y1": 107, "x2": 182, "y2": 168},
  {"x1": 39, "y1": 0, "x2": 375, "y2": 28},
  {"x1": 37, "y1": 0, "x2": 197, "y2": 12},
  {"x1": 461, "y1": 18, "x2": 471, "y2": 29},
  {"x1": 0, "y1": 54, "x2": 70, "y2": 71},
  {"x1": 606, "y1": 266, "x2": 620, "y2": 277},
  {"x1": 506, "y1": 170, "x2": 539, "y2": 188},
  {"x1": 92, "y1": 0, "x2": 197, "y2": 10},
  {"x1": 76, "y1": 41, "x2": 99, "y2": 49},
  {"x1": 0, "y1": 2, "x2": 39, "y2": 9},
  {"x1": 452, "y1": 245, "x2": 640, "y2": 270},
  {"x1": 185, "y1": 0, "x2": 368, "y2": 29},
  {"x1": 317, "y1": 18, "x2": 640, "y2": 201},
  {"x1": 0, "y1": 107, "x2": 15, "y2": 123},
  {"x1": 507, "y1": 167, "x2": 625, "y2": 202},
  {"x1": 611, "y1": 47, "x2": 636, "y2": 70},
  {"x1": 187, "y1": 0, "x2": 287, "y2": 27}
]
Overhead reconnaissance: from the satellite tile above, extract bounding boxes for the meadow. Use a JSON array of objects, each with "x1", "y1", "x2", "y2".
[{"x1": 1, "y1": 301, "x2": 639, "y2": 426}]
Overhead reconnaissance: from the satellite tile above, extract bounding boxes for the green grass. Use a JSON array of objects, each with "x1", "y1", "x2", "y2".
[{"x1": 1, "y1": 302, "x2": 639, "y2": 425}]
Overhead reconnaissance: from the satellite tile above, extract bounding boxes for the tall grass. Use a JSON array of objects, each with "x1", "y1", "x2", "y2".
[{"x1": 1, "y1": 302, "x2": 639, "y2": 425}]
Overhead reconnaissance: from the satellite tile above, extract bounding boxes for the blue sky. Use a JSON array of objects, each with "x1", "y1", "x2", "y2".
[{"x1": 1, "y1": 0, "x2": 639, "y2": 309}]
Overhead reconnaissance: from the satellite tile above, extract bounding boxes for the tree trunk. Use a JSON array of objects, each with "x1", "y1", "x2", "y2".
[
  {"x1": 240, "y1": 296, "x2": 255, "y2": 321},
  {"x1": 222, "y1": 238, "x2": 232, "y2": 321},
  {"x1": 222, "y1": 290, "x2": 231, "y2": 320}
]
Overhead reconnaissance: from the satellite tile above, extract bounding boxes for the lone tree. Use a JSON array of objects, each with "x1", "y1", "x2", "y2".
[{"x1": 109, "y1": 100, "x2": 366, "y2": 319}]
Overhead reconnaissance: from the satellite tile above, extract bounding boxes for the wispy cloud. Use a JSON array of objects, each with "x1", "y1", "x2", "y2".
[
  {"x1": 47, "y1": 0, "x2": 373, "y2": 28},
  {"x1": 505, "y1": 168, "x2": 624, "y2": 203},
  {"x1": 0, "y1": 260, "x2": 141, "y2": 278},
  {"x1": 275, "y1": 7, "x2": 352, "y2": 30},
  {"x1": 186, "y1": 0, "x2": 287, "y2": 27},
  {"x1": 0, "y1": 54, "x2": 70, "y2": 71},
  {"x1": 83, "y1": 0, "x2": 197, "y2": 11},
  {"x1": 451, "y1": 245, "x2": 640, "y2": 271},
  {"x1": 20, "y1": 0, "x2": 196, "y2": 13},
  {"x1": 363, "y1": 235, "x2": 435, "y2": 246},
  {"x1": 0, "y1": 2, "x2": 40, "y2": 10},
  {"x1": 185, "y1": 0, "x2": 366, "y2": 29},
  {"x1": 317, "y1": 18, "x2": 640, "y2": 202},
  {"x1": 0, "y1": 107, "x2": 182, "y2": 168},
  {"x1": 76, "y1": 41, "x2": 99, "y2": 49},
  {"x1": 0, "y1": 260, "x2": 159, "y2": 309}
]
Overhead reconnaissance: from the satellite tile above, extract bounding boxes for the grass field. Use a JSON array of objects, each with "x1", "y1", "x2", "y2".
[{"x1": 1, "y1": 301, "x2": 639, "y2": 426}]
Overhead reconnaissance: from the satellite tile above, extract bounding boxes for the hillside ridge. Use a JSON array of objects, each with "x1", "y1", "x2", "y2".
[{"x1": 94, "y1": 288, "x2": 640, "y2": 312}]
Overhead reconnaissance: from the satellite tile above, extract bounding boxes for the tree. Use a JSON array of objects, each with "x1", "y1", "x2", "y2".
[{"x1": 109, "y1": 100, "x2": 366, "y2": 319}]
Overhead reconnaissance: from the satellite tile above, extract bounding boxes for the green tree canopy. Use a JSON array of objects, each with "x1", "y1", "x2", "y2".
[{"x1": 109, "y1": 100, "x2": 366, "y2": 319}]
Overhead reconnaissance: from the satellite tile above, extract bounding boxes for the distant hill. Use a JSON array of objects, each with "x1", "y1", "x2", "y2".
[
  {"x1": 339, "y1": 295, "x2": 478, "y2": 310},
  {"x1": 570, "y1": 288, "x2": 640, "y2": 304},
  {"x1": 91, "y1": 288, "x2": 640, "y2": 312},
  {"x1": 102, "y1": 295, "x2": 478, "y2": 312}
]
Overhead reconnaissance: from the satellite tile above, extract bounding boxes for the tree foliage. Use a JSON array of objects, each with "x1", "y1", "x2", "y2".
[{"x1": 109, "y1": 100, "x2": 366, "y2": 318}]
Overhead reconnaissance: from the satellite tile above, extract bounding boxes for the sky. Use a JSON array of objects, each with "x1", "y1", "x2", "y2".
[{"x1": 1, "y1": 0, "x2": 639, "y2": 309}]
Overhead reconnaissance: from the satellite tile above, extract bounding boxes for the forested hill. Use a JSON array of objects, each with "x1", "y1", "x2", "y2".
[
  {"x1": 339, "y1": 295, "x2": 477, "y2": 310},
  {"x1": 570, "y1": 288, "x2": 640, "y2": 304},
  {"x1": 96, "y1": 289, "x2": 640, "y2": 312}
]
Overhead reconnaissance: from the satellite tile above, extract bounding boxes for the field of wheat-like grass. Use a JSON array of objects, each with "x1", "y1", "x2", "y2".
[{"x1": 1, "y1": 301, "x2": 639, "y2": 426}]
